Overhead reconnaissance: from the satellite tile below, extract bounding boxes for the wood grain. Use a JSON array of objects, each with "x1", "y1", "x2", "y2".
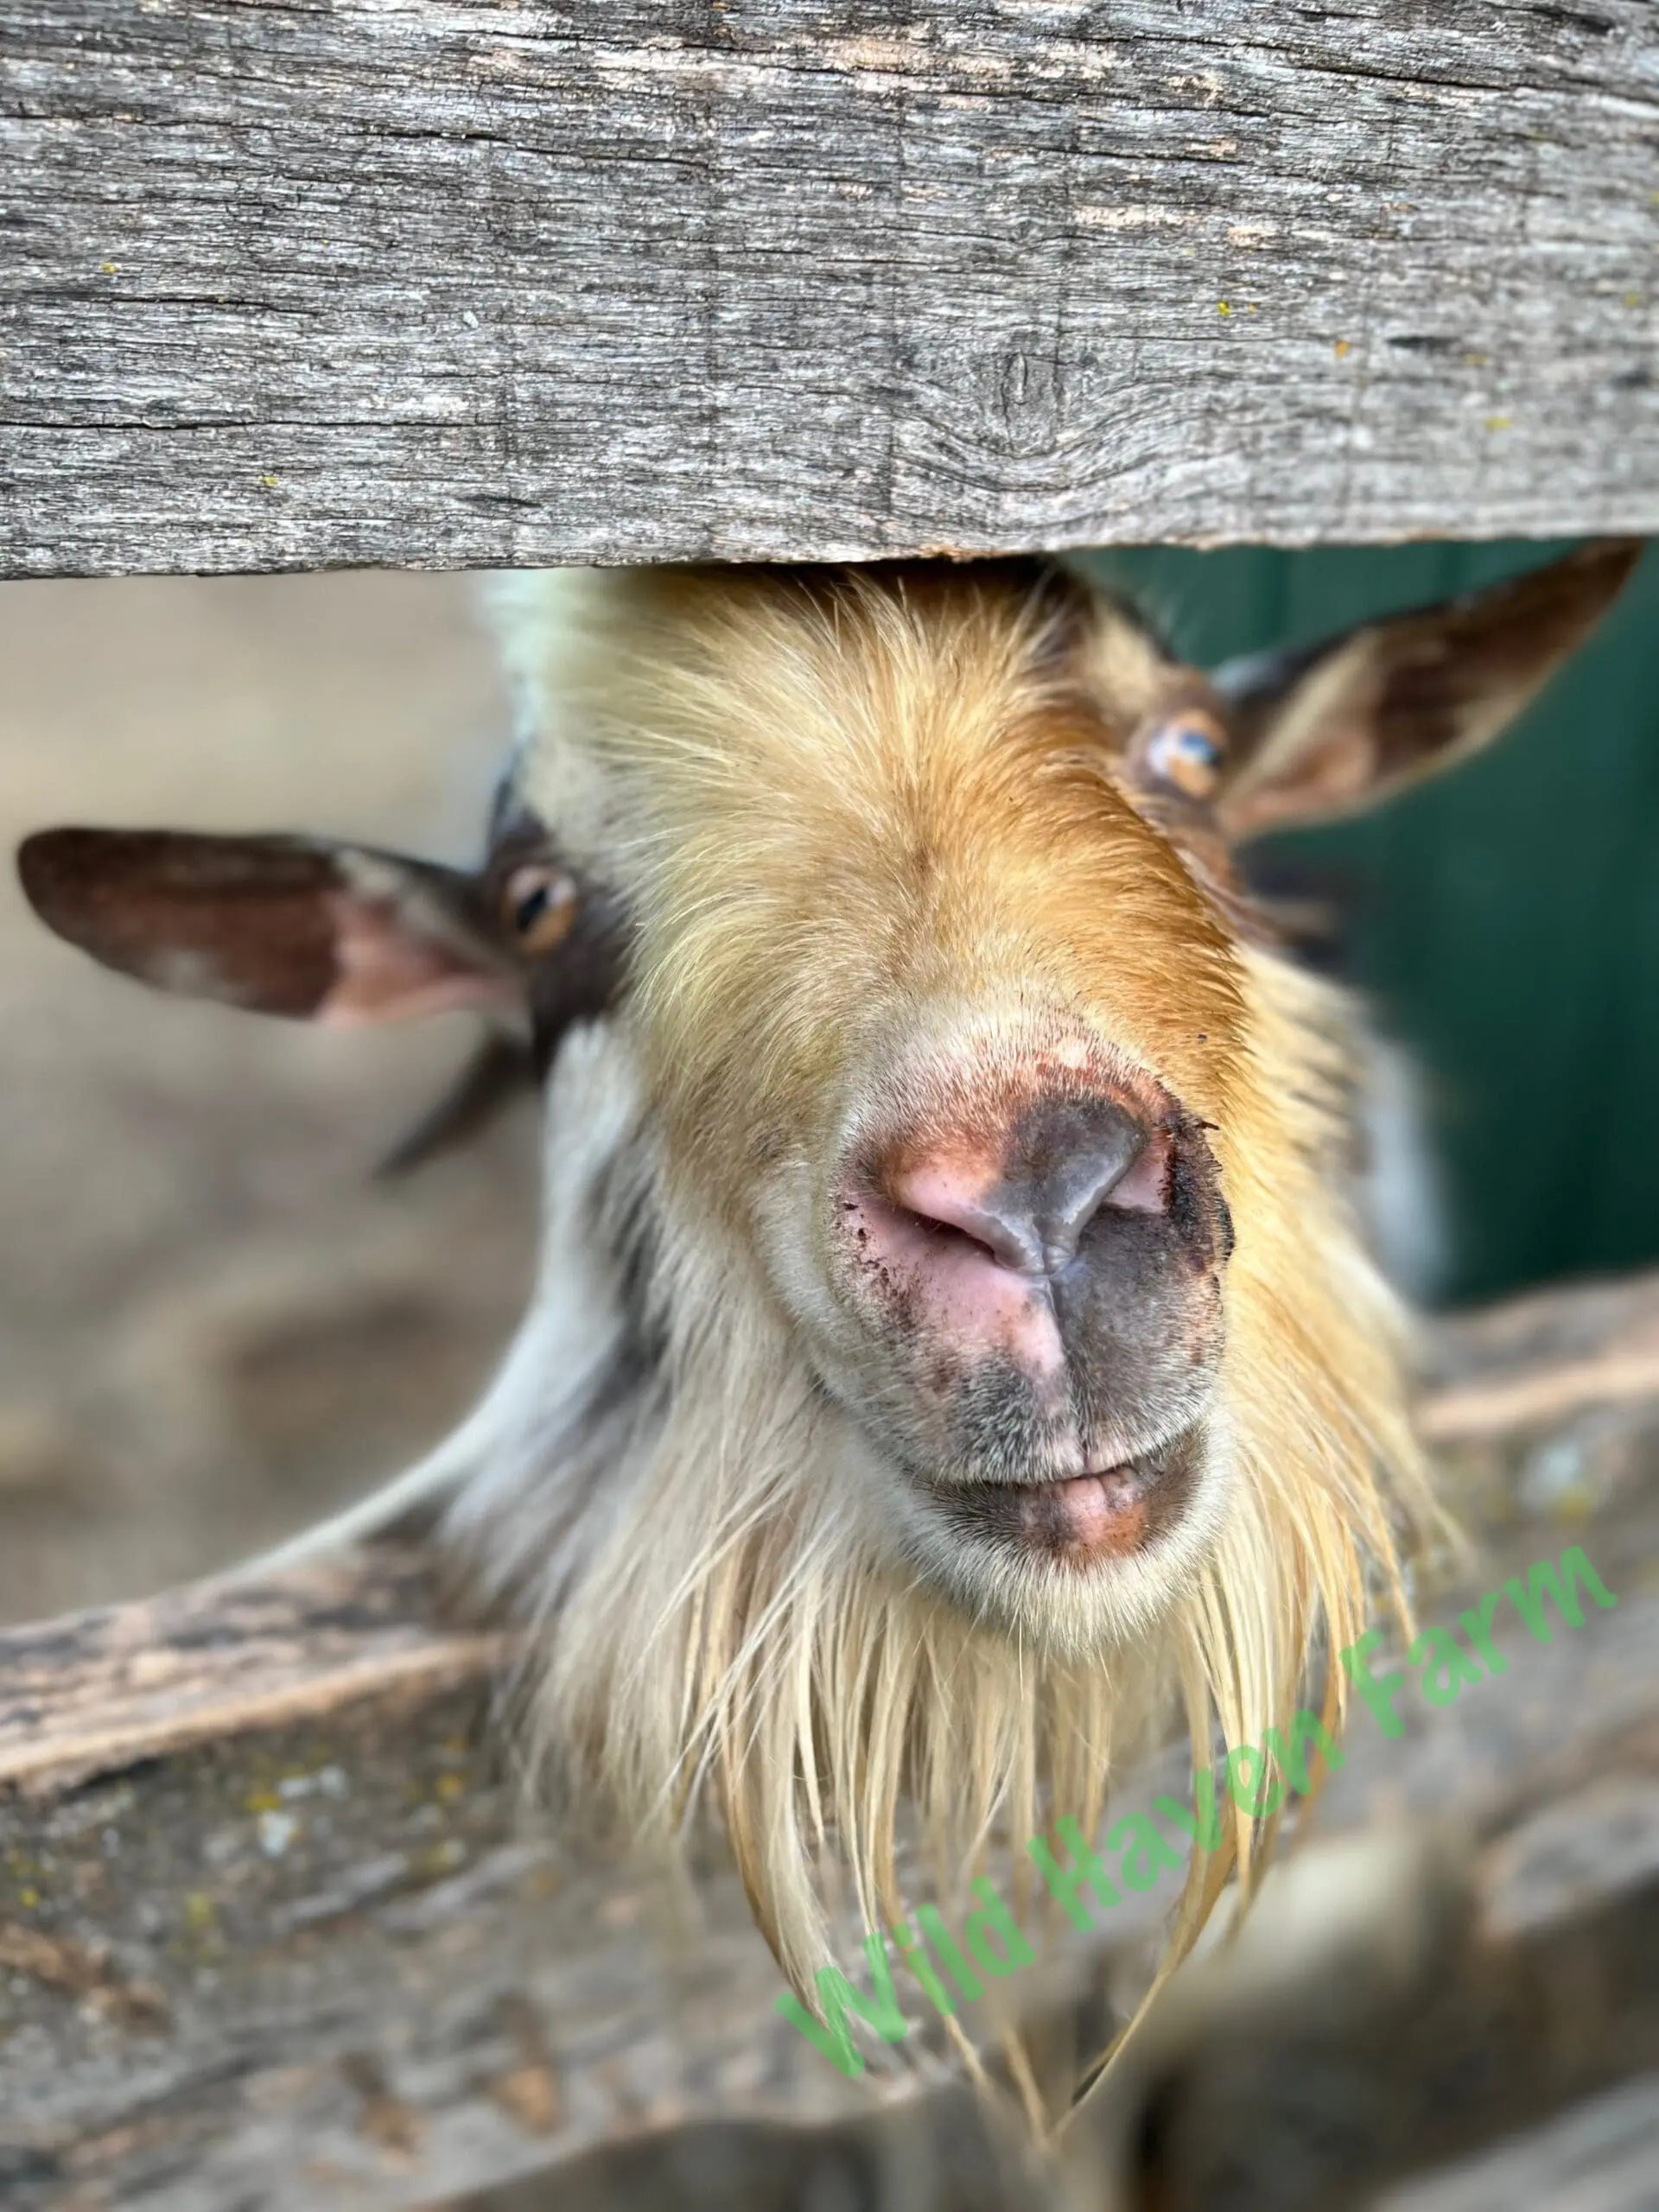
[
  {"x1": 3, "y1": 1, "x2": 1656, "y2": 577},
  {"x1": 0, "y1": 1551, "x2": 507, "y2": 1795}
]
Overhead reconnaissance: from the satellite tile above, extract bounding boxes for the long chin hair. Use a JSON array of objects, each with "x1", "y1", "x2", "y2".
[{"x1": 437, "y1": 949, "x2": 1437, "y2": 2051}]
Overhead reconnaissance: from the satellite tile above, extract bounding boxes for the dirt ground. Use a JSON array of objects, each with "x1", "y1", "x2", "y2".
[{"x1": 0, "y1": 572, "x2": 544, "y2": 1623}]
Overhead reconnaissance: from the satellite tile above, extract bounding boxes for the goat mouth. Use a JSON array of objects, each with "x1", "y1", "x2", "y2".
[{"x1": 922, "y1": 1429, "x2": 1202, "y2": 1567}]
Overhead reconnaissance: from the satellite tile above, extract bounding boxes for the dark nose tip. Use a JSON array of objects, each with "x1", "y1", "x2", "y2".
[{"x1": 890, "y1": 1093, "x2": 1161, "y2": 1277}]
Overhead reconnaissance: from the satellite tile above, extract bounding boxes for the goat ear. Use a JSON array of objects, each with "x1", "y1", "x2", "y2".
[
  {"x1": 16, "y1": 828, "x2": 519, "y2": 1026},
  {"x1": 1211, "y1": 540, "x2": 1643, "y2": 840}
]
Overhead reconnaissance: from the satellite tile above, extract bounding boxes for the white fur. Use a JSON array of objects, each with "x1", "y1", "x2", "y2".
[{"x1": 247, "y1": 1020, "x2": 645, "y2": 1577}]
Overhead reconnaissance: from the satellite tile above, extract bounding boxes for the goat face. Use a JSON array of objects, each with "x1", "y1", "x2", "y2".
[
  {"x1": 19, "y1": 543, "x2": 1640, "y2": 1990},
  {"x1": 487, "y1": 547, "x2": 1635, "y2": 1658},
  {"x1": 502, "y1": 562, "x2": 1255, "y2": 1649}
]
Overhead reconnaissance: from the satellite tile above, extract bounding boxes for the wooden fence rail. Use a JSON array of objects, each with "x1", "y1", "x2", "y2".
[{"x1": 3, "y1": 0, "x2": 1657, "y2": 577}]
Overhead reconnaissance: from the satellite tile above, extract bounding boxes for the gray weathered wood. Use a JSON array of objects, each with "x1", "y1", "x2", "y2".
[
  {"x1": 0, "y1": 1553, "x2": 507, "y2": 1796},
  {"x1": 1380, "y1": 2077, "x2": 1659, "y2": 2212},
  {"x1": 3, "y1": 0, "x2": 1656, "y2": 578},
  {"x1": 0, "y1": 1554, "x2": 885, "y2": 2210}
]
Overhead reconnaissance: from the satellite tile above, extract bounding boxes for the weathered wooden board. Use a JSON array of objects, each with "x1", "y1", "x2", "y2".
[
  {"x1": 1379, "y1": 2076, "x2": 1659, "y2": 2212},
  {"x1": 0, "y1": 1555, "x2": 885, "y2": 2211},
  {"x1": 3, "y1": 0, "x2": 1656, "y2": 578},
  {"x1": 0, "y1": 1554, "x2": 508, "y2": 1796}
]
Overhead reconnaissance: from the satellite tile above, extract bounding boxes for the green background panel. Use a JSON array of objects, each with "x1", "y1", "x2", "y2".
[{"x1": 1084, "y1": 540, "x2": 1659, "y2": 1308}]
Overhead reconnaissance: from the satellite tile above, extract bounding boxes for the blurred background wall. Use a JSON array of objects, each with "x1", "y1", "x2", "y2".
[
  {"x1": 0, "y1": 573, "x2": 540, "y2": 1621},
  {"x1": 1, "y1": 541, "x2": 1654, "y2": 1621}
]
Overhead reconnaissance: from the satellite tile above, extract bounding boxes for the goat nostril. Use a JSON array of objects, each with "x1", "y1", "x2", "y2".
[
  {"x1": 894, "y1": 1204, "x2": 1002, "y2": 1268},
  {"x1": 884, "y1": 1167, "x2": 1045, "y2": 1275}
]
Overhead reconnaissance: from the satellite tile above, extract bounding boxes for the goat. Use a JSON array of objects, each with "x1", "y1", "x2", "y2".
[{"x1": 16, "y1": 544, "x2": 1638, "y2": 2075}]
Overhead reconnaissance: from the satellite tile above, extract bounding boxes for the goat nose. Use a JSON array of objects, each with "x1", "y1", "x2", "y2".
[{"x1": 890, "y1": 1095, "x2": 1155, "y2": 1277}]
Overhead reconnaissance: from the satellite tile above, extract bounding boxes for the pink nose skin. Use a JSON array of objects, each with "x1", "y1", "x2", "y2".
[{"x1": 847, "y1": 1093, "x2": 1170, "y2": 1379}]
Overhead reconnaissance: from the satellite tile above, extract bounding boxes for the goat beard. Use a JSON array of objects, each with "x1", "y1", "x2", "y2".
[{"x1": 436, "y1": 952, "x2": 1436, "y2": 2034}]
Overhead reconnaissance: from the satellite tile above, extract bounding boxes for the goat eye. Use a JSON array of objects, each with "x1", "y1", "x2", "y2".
[
  {"x1": 502, "y1": 863, "x2": 578, "y2": 955},
  {"x1": 1144, "y1": 714, "x2": 1227, "y2": 800}
]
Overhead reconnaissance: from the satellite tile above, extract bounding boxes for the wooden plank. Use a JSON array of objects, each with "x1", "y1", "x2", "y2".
[
  {"x1": 0, "y1": 1552, "x2": 506, "y2": 1795},
  {"x1": 1378, "y1": 2077, "x2": 1659, "y2": 2212},
  {"x1": 0, "y1": 1592, "x2": 882, "y2": 2210},
  {"x1": 3, "y1": 0, "x2": 1656, "y2": 578}
]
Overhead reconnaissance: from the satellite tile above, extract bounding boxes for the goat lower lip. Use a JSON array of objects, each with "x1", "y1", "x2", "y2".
[
  {"x1": 924, "y1": 1433, "x2": 1198, "y2": 1564},
  {"x1": 1014, "y1": 1465, "x2": 1152, "y2": 1556}
]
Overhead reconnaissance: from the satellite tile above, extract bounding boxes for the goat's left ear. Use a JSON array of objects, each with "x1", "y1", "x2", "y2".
[
  {"x1": 1210, "y1": 540, "x2": 1643, "y2": 840},
  {"x1": 16, "y1": 828, "x2": 521, "y2": 1025}
]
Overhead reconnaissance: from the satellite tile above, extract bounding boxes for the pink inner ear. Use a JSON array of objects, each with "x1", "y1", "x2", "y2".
[{"x1": 315, "y1": 896, "x2": 516, "y2": 1027}]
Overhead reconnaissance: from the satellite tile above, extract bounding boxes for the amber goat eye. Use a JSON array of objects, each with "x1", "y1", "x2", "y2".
[
  {"x1": 502, "y1": 863, "x2": 578, "y2": 955},
  {"x1": 1145, "y1": 715, "x2": 1227, "y2": 800}
]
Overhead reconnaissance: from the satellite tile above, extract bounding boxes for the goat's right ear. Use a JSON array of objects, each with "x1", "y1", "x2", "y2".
[
  {"x1": 16, "y1": 828, "x2": 520, "y2": 1025},
  {"x1": 1208, "y1": 539, "x2": 1643, "y2": 839}
]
